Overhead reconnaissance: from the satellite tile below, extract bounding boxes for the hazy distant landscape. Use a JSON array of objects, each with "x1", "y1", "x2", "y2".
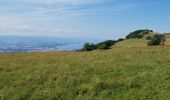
[{"x1": 0, "y1": 36, "x2": 101, "y2": 53}]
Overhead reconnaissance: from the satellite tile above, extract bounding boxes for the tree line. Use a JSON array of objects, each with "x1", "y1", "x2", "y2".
[
  {"x1": 79, "y1": 38, "x2": 124, "y2": 51},
  {"x1": 79, "y1": 29, "x2": 166, "y2": 51}
]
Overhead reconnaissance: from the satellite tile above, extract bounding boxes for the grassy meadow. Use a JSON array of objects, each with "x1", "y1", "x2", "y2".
[{"x1": 0, "y1": 35, "x2": 170, "y2": 100}]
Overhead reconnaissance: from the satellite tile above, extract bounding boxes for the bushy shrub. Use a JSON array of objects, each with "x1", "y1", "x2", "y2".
[
  {"x1": 82, "y1": 43, "x2": 97, "y2": 51},
  {"x1": 81, "y1": 40, "x2": 116, "y2": 51},
  {"x1": 115, "y1": 38, "x2": 124, "y2": 42},
  {"x1": 96, "y1": 40, "x2": 115, "y2": 47},
  {"x1": 146, "y1": 36, "x2": 152, "y2": 40},
  {"x1": 80, "y1": 39, "x2": 125, "y2": 51},
  {"x1": 147, "y1": 34, "x2": 165, "y2": 46}
]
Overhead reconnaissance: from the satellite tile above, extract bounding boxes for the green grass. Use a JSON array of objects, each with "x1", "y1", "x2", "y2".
[
  {"x1": 165, "y1": 35, "x2": 170, "y2": 45},
  {"x1": 0, "y1": 36, "x2": 170, "y2": 100},
  {"x1": 114, "y1": 39, "x2": 147, "y2": 48}
]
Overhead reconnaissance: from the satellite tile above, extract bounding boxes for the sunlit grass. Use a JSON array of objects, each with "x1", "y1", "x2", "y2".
[
  {"x1": 0, "y1": 36, "x2": 170, "y2": 100},
  {"x1": 114, "y1": 39, "x2": 147, "y2": 48},
  {"x1": 165, "y1": 34, "x2": 170, "y2": 45}
]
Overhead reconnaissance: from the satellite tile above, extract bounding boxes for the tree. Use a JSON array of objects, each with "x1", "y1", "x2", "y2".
[
  {"x1": 96, "y1": 40, "x2": 114, "y2": 47},
  {"x1": 82, "y1": 43, "x2": 96, "y2": 51},
  {"x1": 80, "y1": 38, "x2": 125, "y2": 51},
  {"x1": 126, "y1": 29, "x2": 153, "y2": 39},
  {"x1": 161, "y1": 36, "x2": 166, "y2": 45},
  {"x1": 96, "y1": 40, "x2": 114, "y2": 50},
  {"x1": 146, "y1": 36, "x2": 152, "y2": 40},
  {"x1": 147, "y1": 34, "x2": 165, "y2": 46},
  {"x1": 115, "y1": 38, "x2": 124, "y2": 42}
]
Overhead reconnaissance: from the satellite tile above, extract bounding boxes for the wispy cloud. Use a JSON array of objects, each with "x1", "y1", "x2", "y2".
[
  {"x1": 10, "y1": 0, "x2": 110, "y2": 5},
  {"x1": 0, "y1": 0, "x2": 142, "y2": 38},
  {"x1": 0, "y1": 0, "x2": 136, "y2": 20}
]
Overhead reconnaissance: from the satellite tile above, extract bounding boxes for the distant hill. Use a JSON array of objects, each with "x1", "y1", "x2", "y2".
[
  {"x1": 125, "y1": 29, "x2": 154, "y2": 39},
  {"x1": 0, "y1": 36, "x2": 101, "y2": 53}
]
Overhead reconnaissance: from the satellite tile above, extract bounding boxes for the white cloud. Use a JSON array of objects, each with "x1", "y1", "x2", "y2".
[
  {"x1": 0, "y1": 0, "x2": 138, "y2": 38},
  {"x1": 3, "y1": 0, "x2": 106, "y2": 6},
  {"x1": 0, "y1": 13, "x2": 84, "y2": 37}
]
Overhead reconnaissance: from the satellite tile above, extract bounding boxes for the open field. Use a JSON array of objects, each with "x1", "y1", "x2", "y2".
[{"x1": 0, "y1": 36, "x2": 170, "y2": 100}]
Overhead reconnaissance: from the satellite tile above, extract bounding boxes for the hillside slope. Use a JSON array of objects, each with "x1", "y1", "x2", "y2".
[
  {"x1": 114, "y1": 39, "x2": 147, "y2": 48},
  {"x1": 165, "y1": 34, "x2": 170, "y2": 45},
  {"x1": 0, "y1": 37, "x2": 170, "y2": 100},
  {"x1": 114, "y1": 34, "x2": 170, "y2": 48}
]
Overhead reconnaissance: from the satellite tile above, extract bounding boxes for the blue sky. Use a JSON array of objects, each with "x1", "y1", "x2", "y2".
[{"x1": 0, "y1": 0, "x2": 170, "y2": 39}]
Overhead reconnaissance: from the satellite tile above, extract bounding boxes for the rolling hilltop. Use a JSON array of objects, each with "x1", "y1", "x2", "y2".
[{"x1": 0, "y1": 35, "x2": 170, "y2": 100}]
